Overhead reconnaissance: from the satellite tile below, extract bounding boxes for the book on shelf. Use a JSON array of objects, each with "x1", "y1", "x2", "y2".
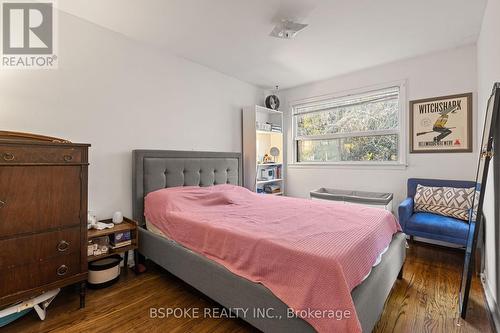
[
  {"x1": 270, "y1": 127, "x2": 282, "y2": 132},
  {"x1": 111, "y1": 239, "x2": 132, "y2": 249}
]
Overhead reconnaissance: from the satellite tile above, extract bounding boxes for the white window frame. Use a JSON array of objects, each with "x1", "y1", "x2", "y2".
[{"x1": 289, "y1": 80, "x2": 407, "y2": 168}]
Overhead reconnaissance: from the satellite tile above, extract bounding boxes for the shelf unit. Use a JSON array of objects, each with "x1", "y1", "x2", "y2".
[
  {"x1": 242, "y1": 105, "x2": 284, "y2": 195},
  {"x1": 87, "y1": 217, "x2": 138, "y2": 263}
]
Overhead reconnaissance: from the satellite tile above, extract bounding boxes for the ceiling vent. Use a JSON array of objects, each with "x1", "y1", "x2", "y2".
[{"x1": 270, "y1": 20, "x2": 308, "y2": 39}]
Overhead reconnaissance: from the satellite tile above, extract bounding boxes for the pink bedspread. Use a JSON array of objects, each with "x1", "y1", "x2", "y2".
[{"x1": 145, "y1": 185, "x2": 401, "y2": 332}]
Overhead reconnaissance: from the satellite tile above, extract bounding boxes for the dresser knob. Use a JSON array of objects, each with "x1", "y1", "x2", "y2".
[
  {"x1": 0, "y1": 200, "x2": 5, "y2": 208},
  {"x1": 3, "y1": 153, "x2": 14, "y2": 161},
  {"x1": 63, "y1": 155, "x2": 73, "y2": 162},
  {"x1": 57, "y1": 265, "x2": 69, "y2": 276},
  {"x1": 57, "y1": 240, "x2": 70, "y2": 252}
]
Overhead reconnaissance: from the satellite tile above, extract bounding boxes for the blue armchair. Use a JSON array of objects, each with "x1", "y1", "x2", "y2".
[{"x1": 399, "y1": 178, "x2": 475, "y2": 246}]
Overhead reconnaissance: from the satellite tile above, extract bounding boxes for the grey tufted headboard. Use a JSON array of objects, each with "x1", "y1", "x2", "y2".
[{"x1": 132, "y1": 150, "x2": 242, "y2": 225}]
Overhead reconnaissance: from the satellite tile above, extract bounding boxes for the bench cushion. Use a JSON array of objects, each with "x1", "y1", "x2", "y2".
[{"x1": 406, "y1": 212, "x2": 469, "y2": 243}]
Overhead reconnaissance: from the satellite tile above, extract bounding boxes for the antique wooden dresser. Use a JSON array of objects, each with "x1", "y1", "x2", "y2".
[{"x1": 0, "y1": 131, "x2": 90, "y2": 308}]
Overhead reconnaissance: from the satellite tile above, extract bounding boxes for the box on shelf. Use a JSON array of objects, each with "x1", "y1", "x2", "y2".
[
  {"x1": 109, "y1": 230, "x2": 131, "y2": 243},
  {"x1": 109, "y1": 230, "x2": 132, "y2": 248}
]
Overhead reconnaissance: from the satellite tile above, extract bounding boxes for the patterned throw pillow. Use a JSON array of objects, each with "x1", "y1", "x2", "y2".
[{"x1": 413, "y1": 184, "x2": 475, "y2": 221}]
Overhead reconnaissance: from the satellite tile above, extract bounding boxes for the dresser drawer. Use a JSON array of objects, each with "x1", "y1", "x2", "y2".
[
  {"x1": 0, "y1": 254, "x2": 81, "y2": 296},
  {"x1": 0, "y1": 227, "x2": 81, "y2": 268},
  {"x1": 0, "y1": 145, "x2": 82, "y2": 164},
  {"x1": 0, "y1": 166, "x2": 82, "y2": 237}
]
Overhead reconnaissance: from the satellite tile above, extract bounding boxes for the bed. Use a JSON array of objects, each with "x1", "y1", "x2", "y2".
[{"x1": 132, "y1": 150, "x2": 406, "y2": 332}]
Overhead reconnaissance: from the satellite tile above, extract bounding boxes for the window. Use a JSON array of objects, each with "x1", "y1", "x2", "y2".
[{"x1": 292, "y1": 84, "x2": 405, "y2": 165}]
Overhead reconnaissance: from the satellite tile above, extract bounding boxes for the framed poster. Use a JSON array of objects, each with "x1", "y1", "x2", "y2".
[{"x1": 410, "y1": 93, "x2": 472, "y2": 153}]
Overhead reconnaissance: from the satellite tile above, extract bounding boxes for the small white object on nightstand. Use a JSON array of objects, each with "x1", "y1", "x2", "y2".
[{"x1": 112, "y1": 211, "x2": 123, "y2": 224}]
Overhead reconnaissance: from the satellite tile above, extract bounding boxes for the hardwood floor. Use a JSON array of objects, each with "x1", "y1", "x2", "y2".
[
  {"x1": 373, "y1": 242, "x2": 492, "y2": 333},
  {"x1": 2, "y1": 242, "x2": 494, "y2": 333}
]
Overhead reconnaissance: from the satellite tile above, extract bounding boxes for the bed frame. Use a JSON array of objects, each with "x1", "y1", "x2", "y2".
[{"x1": 132, "y1": 149, "x2": 406, "y2": 332}]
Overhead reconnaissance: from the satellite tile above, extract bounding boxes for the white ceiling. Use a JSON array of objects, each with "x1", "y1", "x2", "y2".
[{"x1": 57, "y1": 0, "x2": 487, "y2": 89}]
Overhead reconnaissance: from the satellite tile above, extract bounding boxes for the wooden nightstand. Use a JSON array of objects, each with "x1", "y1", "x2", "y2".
[{"x1": 87, "y1": 217, "x2": 139, "y2": 272}]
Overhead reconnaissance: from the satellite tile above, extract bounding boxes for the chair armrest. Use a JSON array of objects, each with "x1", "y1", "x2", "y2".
[{"x1": 398, "y1": 197, "x2": 414, "y2": 231}]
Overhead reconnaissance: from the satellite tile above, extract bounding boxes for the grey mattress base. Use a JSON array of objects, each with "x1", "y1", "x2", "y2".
[{"x1": 139, "y1": 229, "x2": 406, "y2": 333}]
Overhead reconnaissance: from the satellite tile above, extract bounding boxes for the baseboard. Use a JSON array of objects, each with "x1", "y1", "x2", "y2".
[{"x1": 481, "y1": 273, "x2": 500, "y2": 332}]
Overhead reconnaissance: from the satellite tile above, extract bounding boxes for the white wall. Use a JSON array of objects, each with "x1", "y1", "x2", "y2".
[
  {"x1": 280, "y1": 45, "x2": 477, "y2": 209},
  {"x1": 1, "y1": 11, "x2": 262, "y2": 219},
  {"x1": 477, "y1": 0, "x2": 500, "y2": 320}
]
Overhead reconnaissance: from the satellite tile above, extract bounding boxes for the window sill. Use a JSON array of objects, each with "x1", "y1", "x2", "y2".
[{"x1": 287, "y1": 162, "x2": 408, "y2": 170}]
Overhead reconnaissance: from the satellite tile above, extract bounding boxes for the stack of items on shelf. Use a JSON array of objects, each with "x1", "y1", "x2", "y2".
[
  {"x1": 258, "y1": 165, "x2": 281, "y2": 180},
  {"x1": 88, "y1": 236, "x2": 110, "y2": 257},
  {"x1": 256, "y1": 121, "x2": 282, "y2": 133},
  {"x1": 264, "y1": 183, "x2": 281, "y2": 194},
  {"x1": 110, "y1": 230, "x2": 132, "y2": 249},
  {"x1": 256, "y1": 121, "x2": 272, "y2": 131},
  {"x1": 270, "y1": 123, "x2": 282, "y2": 132}
]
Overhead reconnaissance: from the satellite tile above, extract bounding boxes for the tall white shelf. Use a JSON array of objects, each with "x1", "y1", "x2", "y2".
[{"x1": 242, "y1": 105, "x2": 284, "y2": 195}]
